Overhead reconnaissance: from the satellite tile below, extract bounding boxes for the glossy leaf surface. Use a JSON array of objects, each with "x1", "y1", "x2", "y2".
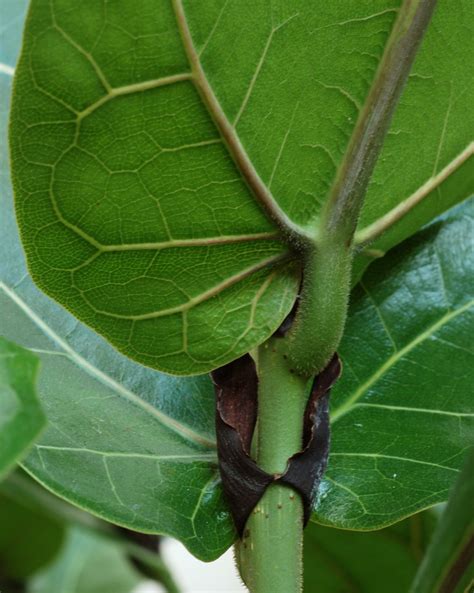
[
  {"x1": 318, "y1": 200, "x2": 474, "y2": 530},
  {"x1": 304, "y1": 512, "x2": 436, "y2": 593},
  {"x1": 0, "y1": 336, "x2": 45, "y2": 479},
  {"x1": 10, "y1": 0, "x2": 473, "y2": 374}
]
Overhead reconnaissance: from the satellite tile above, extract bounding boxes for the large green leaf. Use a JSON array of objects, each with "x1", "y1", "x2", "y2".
[
  {"x1": 317, "y1": 200, "x2": 474, "y2": 530},
  {"x1": 10, "y1": 0, "x2": 473, "y2": 374},
  {"x1": 0, "y1": 336, "x2": 45, "y2": 479},
  {"x1": 409, "y1": 448, "x2": 474, "y2": 593},
  {"x1": 2, "y1": 0, "x2": 473, "y2": 562},
  {"x1": 304, "y1": 511, "x2": 436, "y2": 593},
  {"x1": 0, "y1": 2, "x2": 232, "y2": 561},
  {"x1": 0, "y1": 271, "x2": 233, "y2": 560},
  {"x1": 0, "y1": 280, "x2": 233, "y2": 560}
]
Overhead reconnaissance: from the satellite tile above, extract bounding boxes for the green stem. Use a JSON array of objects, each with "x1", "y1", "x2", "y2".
[
  {"x1": 288, "y1": 239, "x2": 352, "y2": 376},
  {"x1": 238, "y1": 340, "x2": 310, "y2": 593}
]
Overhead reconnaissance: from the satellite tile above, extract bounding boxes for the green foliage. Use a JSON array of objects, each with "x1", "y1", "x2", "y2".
[
  {"x1": 0, "y1": 337, "x2": 45, "y2": 479},
  {"x1": 0, "y1": 471, "x2": 178, "y2": 593},
  {"x1": 10, "y1": 0, "x2": 473, "y2": 374},
  {"x1": 28, "y1": 527, "x2": 141, "y2": 593},
  {"x1": 3, "y1": 0, "x2": 473, "y2": 572},
  {"x1": 0, "y1": 482, "x2": 64, "y2": 580},
  {"x1": 1, "y1": 201, "x2": 469, "y2": 561},
  {"x1": 410, "y1": 449, "x2": 474, "y2": 593},
  {"x1": 317, "y1": 202, "x2": 474, "y2": 530},
  {"x1": 1, "y1": 2, "x2": 231, "y2": 561},
  {"x1": 0, "y1": 473, "x2": 148, "y2": 593},
  {"x1": 304, "y1": 512, "x2": 436, "y2": 593}
]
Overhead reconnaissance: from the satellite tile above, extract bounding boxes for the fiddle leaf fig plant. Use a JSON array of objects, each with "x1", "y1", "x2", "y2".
[{"x1": 3, "y1": 0, "x2": 474, "y2": 592}]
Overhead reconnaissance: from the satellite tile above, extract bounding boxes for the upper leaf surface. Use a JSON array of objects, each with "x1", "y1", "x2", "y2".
[
  {"x1": 11, "y1": 0, "x2": 473, "y2": 374},
  {"x1": 318, "y1": 199, "x2": 474, "y2": 529},
  {"x1": 0, "y1": 336, "x2": 45, "y2": 480}
]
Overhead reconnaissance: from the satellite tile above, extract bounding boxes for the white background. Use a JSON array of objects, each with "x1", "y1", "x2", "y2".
[{"x1": 133, "y1": 539, "x2": 247, "y2": 593}]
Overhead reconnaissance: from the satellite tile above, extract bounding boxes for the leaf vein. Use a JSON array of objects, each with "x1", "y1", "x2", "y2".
[{"x1": 331, "y1": 300, "x2": 474, "y2": 422}]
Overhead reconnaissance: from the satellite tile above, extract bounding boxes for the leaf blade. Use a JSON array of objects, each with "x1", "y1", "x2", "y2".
[
  {"x1": 357, "y1": 0, "x2": 474, "y2": 247},
  {"x1": 10, "y1": 0, "x2": 298, "y2": 375},
  {"x1": 316, "y1": 200, "x2": 474, "y2": 530},
  {"x1": 305, "y1": 512, "x2": 436, "y2": 593},
  {"x1": 0, "y1": 336, "x2": 45, "y2": 479},
  {"x1": 11, "y1": 1, "x2": 473, "y2": 373},
  {"x1": 0, "y1": 3, "x2": 233, "y2": 559}
]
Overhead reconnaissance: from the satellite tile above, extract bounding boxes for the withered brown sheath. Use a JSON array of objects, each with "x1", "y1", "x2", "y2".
[{"x1": 212, "y1": 353, "x2": 341, "y2": 536}]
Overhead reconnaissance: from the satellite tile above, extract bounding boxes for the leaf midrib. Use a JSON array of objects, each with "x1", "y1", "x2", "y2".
[
  {"x1": 0, "y1": 281, "x2": 216, "y2": 449},
  {"x1": 173, "y1": 0, "x2": 453, "y2": 253},
  {"x1": 172, "y1": 0, "x2": 310, "y2": 242}
]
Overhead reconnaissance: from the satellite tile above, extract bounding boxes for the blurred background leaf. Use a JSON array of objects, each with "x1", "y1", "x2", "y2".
[
  {"x1": 304, "y1": 511, "x2": 436, "y2": 593},
  {"x1": 409, "y1": 448, "x2": 474, "y2": 593}
]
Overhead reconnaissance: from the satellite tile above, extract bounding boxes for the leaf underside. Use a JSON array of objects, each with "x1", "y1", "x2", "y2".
[
  {"x1": 2, "y1": 0, "x2": 473, "y2": 562},
  {"x1": 2, "y1": 1, "x2": 233, "y2": 562},
  {"x1": 10, "y1": 0, "x2": 474, "y2": 375}
]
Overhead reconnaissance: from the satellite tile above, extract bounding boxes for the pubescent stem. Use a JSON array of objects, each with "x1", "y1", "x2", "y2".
[
  {"x1": 237, "y1": 340, "x2": 311, "y2": 593},
  {"x1": 288, "y1": 238, "x2": 352, "y2": 377}
]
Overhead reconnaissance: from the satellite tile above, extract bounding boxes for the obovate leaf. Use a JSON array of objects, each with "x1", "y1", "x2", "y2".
[
  {"x1": 304, "y1": 511, "x2": 436, "y2": 593},
  {"x1": 409, "y1": 448, "x2": 474, "y2": 593},
  {"x1": 10, "y1": 0, "x2": 473, "y2": 374},
  {"x1": 317, "y1": 199, "x2": 474, "y2": 530},
  {"x1": 0, "y1": 4, "x2": 233, "y2": 561},
  {"x1": 0, "y1": 336, "x2": 45, "y2": 479}
]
